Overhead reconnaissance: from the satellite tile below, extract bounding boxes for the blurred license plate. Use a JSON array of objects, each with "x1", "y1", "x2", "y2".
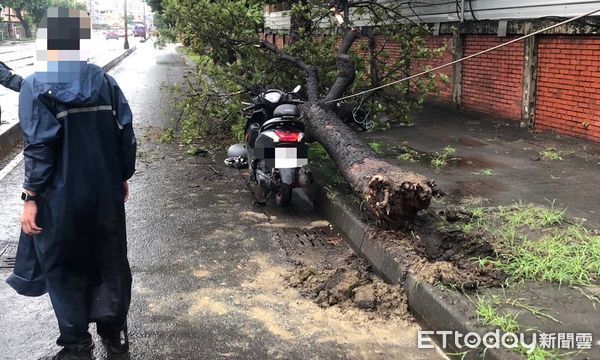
[{"x1": 275, "y1": 148, "x2": 308, "y2": 168}]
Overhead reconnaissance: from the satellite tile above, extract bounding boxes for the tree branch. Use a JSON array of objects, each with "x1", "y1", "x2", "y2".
[
  {"x1": 323, "y1": 29, "x2": 360, "y2": 103},
  {"x1": 259, "y1": 40, "x2": 319, "y2": 102}
]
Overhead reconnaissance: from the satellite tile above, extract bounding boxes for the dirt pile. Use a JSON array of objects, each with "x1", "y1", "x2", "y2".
[
  {"x1": 373, "y1": 209, "x2": 506, "y2": 289},
  {"x1": 286, "y1": 254, "x2": 412, "y2": 320}
]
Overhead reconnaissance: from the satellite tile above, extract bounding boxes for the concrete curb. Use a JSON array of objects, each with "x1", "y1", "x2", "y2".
[
  {"x1": 0, "y1": 123, "x2": 22, "y2": 161},
  {"x1": 295, "y1": 185, "x2": 520, "y2": 360},
  {"x1": 101, "y1": 46, "x2": 137, "y2": 72},
  {"x1": 0, "y1": 46, "x2": 137, "y2": 160}
]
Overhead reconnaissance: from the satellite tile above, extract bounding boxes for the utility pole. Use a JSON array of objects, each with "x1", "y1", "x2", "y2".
[
  {"x1": 143, "y1": 0, "x2": 146, "y2": 40},
  {"x1": 123, "y1": 0, "x2": 130, "y2": 49}
]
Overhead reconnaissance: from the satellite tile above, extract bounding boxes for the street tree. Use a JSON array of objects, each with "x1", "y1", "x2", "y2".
[
  {"x1": 3, "y1": 0, "x2": 87, "y2": 38},
  {"x1": 3, "y1": 0, "x2": 47, "y2": 38},
  {"x1": 154, "y1": 0, "x2": 444, "y2": 223}
]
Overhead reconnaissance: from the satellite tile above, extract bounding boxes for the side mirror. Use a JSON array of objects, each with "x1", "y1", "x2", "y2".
[{"x1": 292, "y1": 85, "x2": 301, "y2": 94}]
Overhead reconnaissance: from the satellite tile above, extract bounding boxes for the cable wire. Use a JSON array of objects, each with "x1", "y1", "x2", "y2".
[{"x1": 325, "y1": 6, "x2": 600, "y2": 105}]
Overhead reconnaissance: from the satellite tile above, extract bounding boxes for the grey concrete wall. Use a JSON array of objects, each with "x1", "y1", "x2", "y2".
[{"x1": 264, "y1": 0, "x2": 600, "y2": 30}]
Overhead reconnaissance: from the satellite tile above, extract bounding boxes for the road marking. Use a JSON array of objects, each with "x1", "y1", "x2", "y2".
[{"x1": 0, "y1": 151, "x2": 23, "y2": 183}]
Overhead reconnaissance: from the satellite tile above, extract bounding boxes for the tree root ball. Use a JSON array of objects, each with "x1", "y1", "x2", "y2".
[{"x1": 364, "y1": 172, "x2": 436, "y2": 222}]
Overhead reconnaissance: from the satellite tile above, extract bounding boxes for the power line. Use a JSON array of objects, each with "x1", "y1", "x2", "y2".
[{"x1": 325, "y1": 6, "x2": 600, "y2": 104}]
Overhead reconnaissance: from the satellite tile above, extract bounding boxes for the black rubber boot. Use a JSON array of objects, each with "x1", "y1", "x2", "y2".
[
  {"x1": 38, "y1": 347, "x2": 94, "y2": 360},
  {"x1": 100, "y1": 327, "x2": 129, "y2": 354}
]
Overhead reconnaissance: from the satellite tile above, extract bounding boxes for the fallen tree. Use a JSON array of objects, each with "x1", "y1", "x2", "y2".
[{"x1": 153, "y1": 0, "x2": 443, "y2": 223}]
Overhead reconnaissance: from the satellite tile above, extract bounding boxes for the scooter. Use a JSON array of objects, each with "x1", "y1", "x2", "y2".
[{"x1": 225, "y1": 86, "x2": 313, "y2": 207}]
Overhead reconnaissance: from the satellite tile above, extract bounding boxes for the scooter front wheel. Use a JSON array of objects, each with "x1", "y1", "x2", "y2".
[{"x1": 275, "y1": 184, "x2": 292, "y2": 207}]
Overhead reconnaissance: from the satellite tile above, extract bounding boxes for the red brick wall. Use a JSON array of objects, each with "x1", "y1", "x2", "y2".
[
  {"x1": 263, "y1": 32, "x2": 600, "y2": 143},
  {"x1": 536, "y1": 36, "x2": 600, "y2": 142},
  {"x1": 261, "y1": 33, "x2": 286, "y2": 48},
  {"x1": 462, "y1": 36, "x2": 524, "y2": 120},
  {"x1": 409, "y1": 35, "x2": 454, "y2": 102},
  {"x1": 339, "y1": 35, "x2": 453, "y2": 102}
]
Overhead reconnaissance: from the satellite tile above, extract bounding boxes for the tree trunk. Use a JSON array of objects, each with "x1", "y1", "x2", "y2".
[
  {"x1": 14, "y1": 7, "x2": 31, "y2": 39},
  {"x1": 367, "y1": 29, "x2": 379, "y2": 87},
  {"x1": 261, "y1": 28, "x2": 437, "y2": 224},
  {"x1": 302, "y1": 104, "x2": 436, "y2": 222}
]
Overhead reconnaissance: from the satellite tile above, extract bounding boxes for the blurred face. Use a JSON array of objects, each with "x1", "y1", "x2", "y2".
[{"x1": 35, "y1": 7, "x2": 92, "y2": 82}]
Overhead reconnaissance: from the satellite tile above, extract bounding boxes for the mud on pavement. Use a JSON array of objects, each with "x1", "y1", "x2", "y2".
[{"x1": 128, "y1": 139, "x2": 442, "y2": 359}]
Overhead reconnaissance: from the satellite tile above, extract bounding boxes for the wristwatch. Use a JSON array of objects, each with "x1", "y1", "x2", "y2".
[{"x1": 21, "y1": 192, "x2": 37, "y2": 202}]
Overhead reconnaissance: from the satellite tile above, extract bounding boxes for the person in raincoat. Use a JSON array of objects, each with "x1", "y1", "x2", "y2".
[
  {"x1": 0, "y1": 61, "x2": 24, "y2": 122},
  {"x1": 0, "y1": 61, "x2": 23, "y2": 91},
  {"x1": 6, "y1": 8, "x2": 136, "y2": 360}
]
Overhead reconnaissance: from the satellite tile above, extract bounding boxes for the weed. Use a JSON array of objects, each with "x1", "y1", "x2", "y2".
[
  {"x1": 431, "y1": 157, "x2": 447, "y2": 169},
  {"x1": 159, "y1": 128, "x2": 175, "y2": 143},
  {"x1": 475, "y1": 295, "x2": 566, "y2": 360},
  {"x1": 397, "y1": 152, "x2": 417, "y2": 162},
  {"x1": 540, "y1": 149, "x2": 563, "y2": 161},
  {"x1": 368, "y1": 141, "x2": 384, "y2": 154},
  {"x1": 476, "y1": 295, "x2": 520, "y2": 333},
  {"x1": 505, "y1": 298, "x2": 562, "y2": 324},
  {"x1": 308, "y1": 143, "x2": 351, "y2": 190},
  {"x1": 475, "y1": 169, "x2": 495, "y2": 176},
  {"x1": 431, "y1": 145, "x2": 457, "y2": 169},
  {"x1": 230, "y1": 117, "x2": 246, "y2": 143},
  {"x1": 308, "y1": 143, "x2": 329, "y2": 163},
  {"x1": 444, "y1": 145, "x2": 457, "y2": 155},
  {"x1": 520, "y1": 347, "x2": 564, "y2": 360},
  {"x1": 185, "y1": 145, "x2": 207, "y2": 156}
]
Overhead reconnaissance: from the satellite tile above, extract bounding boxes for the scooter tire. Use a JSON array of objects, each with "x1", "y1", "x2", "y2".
[{"x1": 275, "y1": 184, "x2": 293, "y2": 207}]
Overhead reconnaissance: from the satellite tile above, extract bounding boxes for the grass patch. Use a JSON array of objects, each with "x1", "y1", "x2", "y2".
[
  {"x1": 456, "y1": 203, "x2": 600, "y2": 286},
  {"x1": 495, "y1": 204, "x2": 565, "y2": 229},
  {"x1": 482, "y1": 225, "x2": 600, "y2": 286},
  {"x1": 539, "y1": 148, "x2": 563, "y2": 161}
]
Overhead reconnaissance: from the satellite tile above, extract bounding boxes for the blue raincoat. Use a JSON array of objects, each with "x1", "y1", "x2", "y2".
[{"x1": 6, "y1": 62, "x2": 136, "y2": 349}]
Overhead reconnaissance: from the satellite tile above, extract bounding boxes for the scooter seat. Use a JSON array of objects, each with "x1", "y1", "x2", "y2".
[
  {"x1": 261, "y1": 117, "x2": 304, "y2": 132},
  {"x1": 273, "y1": 104, "x2": 300, "y2": 117}
]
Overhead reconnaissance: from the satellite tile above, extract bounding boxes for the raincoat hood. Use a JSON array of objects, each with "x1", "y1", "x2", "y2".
[{"x1": 29, "y1": 62, "x2": 105, "y2": 106}]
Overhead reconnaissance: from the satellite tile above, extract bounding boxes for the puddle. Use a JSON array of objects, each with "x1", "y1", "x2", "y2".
[
  {"x1": 458, "y1": 137, "x2": 488, "y2": 147},
  {"x1": 449, "y1": 179, "x2": 507, "y2": 200}
]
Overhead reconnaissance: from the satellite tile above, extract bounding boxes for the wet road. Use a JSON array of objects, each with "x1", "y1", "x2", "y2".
[{"x1": 0, "y1": 41, "x2": 442, "y2": 359}]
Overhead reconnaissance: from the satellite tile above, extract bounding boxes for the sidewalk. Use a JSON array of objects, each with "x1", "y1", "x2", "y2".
[
  {"x1": 334, "y1": 104, "x2": 600, "y2": 358},
  {"x1": 362, "y1": 104, "x2": 600, "y2": 228}
]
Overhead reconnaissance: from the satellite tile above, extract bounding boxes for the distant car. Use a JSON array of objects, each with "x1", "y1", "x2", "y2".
[
  {"x1": 118, "y1": 28, "x2": 126, "y2": 37},
  {"x1": 133, "y1": 26, "x2": 146, "y2": 38},
  {"x1": 105, "y1": 30, "x2": 119, "y2": 40}
]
